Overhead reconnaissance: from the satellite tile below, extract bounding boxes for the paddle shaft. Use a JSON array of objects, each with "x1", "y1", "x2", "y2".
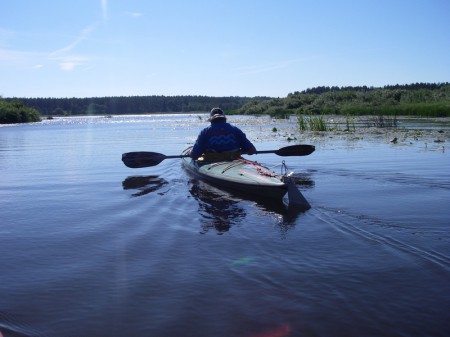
[
  {"x1": 256, "y1": 150, "x2": 280, "y2": 154},
  {"x1": 122, "y1": 144, "x2": 315, "y2": 168},
  {"x1": 158, "y1": 150, "x2": 293, "y2": 157},
  {"x1": 165, "y1": 154, "x2": 189, "y2": 159}
]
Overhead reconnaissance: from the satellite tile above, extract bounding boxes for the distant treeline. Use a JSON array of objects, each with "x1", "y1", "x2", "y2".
[
  {"x1": 3, "y1": 82, "x2": 450, "y2": 120},
  {"x1": 0, "y1": 99, "x2": 41, "y2": 124},
  {"x1": 2, "y1": 95, "x2": 259, "y2": 116},
  {"x1": 235, "y1": 82, "x2": 450, "y2": 117}
]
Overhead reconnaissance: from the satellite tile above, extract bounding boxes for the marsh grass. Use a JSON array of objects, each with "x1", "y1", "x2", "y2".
[
  {"x1": 309, "y1": 115, "x2": 327, "y2": 131},
  {"x1": 297, "y1": 114, "x2": 328, "y2": 131},
  {"x1": 299, "y1": 113, "x2": 399, "y2": 132},
  {"x1": 297, "y1": 114, "x2": 356, "y2": 132},
  {"x1": 330, "y1": 114, "x2": 356, "y2": 132},
  {"x1": 366, "y1": 114, "x2": 398, "y2": 128},
  {"x1": 297, "y1": 115, "x2": 308, "y2": 131},
  {"x1": 345, "y1": 114, "x2": 356, "y2": 132}
]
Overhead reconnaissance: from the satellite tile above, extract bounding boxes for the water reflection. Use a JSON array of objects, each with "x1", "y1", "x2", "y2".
[
  {"x1": 122, "y1": 175, "x2": 168, "y2": 197},
  {"x1": 121, "y1": 173, "x2": 316, "y2": 234},
  {"x1": 187, "y1": 176, "x2": 315, "y2": 235},
  {"x1": 188, "y1": 180, "x2": 246, "y2": 234}
]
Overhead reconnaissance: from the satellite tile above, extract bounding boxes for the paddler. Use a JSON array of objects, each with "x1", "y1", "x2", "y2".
[{"x1": 190, "y1": 108, "x2": 257, "y2": 160}]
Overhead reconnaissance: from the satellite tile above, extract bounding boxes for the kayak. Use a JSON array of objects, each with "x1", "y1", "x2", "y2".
[
  {"x1": 122, "y1": 145, "x2": 313, "y2": 209},
  {"x1": 181, "y1": 147, "x2": 288, "y2": 200}
]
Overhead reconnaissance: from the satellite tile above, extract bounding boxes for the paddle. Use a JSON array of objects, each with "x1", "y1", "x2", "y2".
[{"x1": 122, "y1": 144, "x2": 315, "y2": 168}]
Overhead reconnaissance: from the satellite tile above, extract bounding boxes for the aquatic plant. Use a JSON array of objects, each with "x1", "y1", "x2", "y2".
[
  {"x1": 297, "y1": 115, "x2": 307, "y2": 131},
  {"x1": 366, "y1": 114, "x2": 398, "y2": 128},
  {"x1": 345, "y1": 114, "x2": 356, "y2": 131},
  {"x1": 296, "y1": 114, "x2": 328, "y2": 131},
  {"x1": 297, "y1": 114, "x2": 328, "y2": 131},
  {"x1": 308, "y1": 115, "x2": 328, "y2": 131}
]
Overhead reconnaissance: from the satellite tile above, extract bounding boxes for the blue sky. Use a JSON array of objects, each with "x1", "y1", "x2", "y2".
[{"x1": 1, "y1": 0, "x2": 449, "y2": 98}]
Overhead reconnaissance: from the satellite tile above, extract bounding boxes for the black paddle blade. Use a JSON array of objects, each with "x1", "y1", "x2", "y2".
[
  {"x1": 275, "y1": 144, "x2": 315, "y2": 156},
  {"x1": 122, "y1": 152, "x2": 166, "y2": 168}
]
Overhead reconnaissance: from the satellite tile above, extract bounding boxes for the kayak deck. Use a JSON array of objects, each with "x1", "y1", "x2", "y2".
[{"x1": 181, "y1": 148, "x2": 288, "y2": 200}]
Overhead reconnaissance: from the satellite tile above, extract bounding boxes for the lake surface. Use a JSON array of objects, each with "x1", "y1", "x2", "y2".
[{"x1": 1, "y1": 115, "x2": 449, "y2": 337}]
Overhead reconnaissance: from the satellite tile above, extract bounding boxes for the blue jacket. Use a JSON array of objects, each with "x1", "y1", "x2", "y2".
[{"x1": 191, "y1": 120, "x2": 256, "y2": 159}]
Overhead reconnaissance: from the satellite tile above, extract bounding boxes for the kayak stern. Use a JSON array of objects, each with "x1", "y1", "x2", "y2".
[{"x1": 181, "y1": 148, "x2": 288, "y2": 200}]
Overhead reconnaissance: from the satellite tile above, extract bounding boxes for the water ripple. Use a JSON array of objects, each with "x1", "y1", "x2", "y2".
[{"x1": 315, "y1": 207, "x2": 450, "y2": 271}]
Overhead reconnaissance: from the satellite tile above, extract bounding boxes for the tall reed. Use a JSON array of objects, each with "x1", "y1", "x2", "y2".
[
  {"x1": 297, "y1": 114, "x2": 328, "y2": 131},
  {"x1": 366, "y1": 114, "x2": 398, "y2": 128}
]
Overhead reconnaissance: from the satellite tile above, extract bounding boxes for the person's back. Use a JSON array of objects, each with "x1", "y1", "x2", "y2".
[{"x1": 190, "y1": 108, "x2": 256, "y2": 159}]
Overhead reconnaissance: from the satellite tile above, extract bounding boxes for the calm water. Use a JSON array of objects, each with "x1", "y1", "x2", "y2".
[{"x1": 1, "y1": 115, "x2": 449, "y2": 337}]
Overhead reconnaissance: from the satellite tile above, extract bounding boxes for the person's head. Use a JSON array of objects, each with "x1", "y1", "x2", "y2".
[{"x1": 208, "y1": 108, "x2": 226, "y2": 123}]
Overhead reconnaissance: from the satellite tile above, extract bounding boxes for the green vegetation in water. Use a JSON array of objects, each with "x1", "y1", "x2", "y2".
[
  {"x1": 0, "y1": 99, "x2": 41, "y2": 124},
  {"x1": 343, "y1": 114, "x2": 356, "y2": 131},
  {"x1": 365, "y1": 114, "x2": 398, "y2": 128},
  {"x1": 297, "y1": 113, "x2": 403, "y2": 132},
  {"x1": 297, "y1": 115, "x2": 328, "y2": 131}
]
